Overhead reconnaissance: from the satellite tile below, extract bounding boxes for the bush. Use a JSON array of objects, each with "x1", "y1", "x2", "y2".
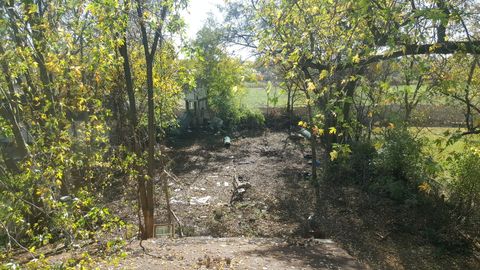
[
  {"x1": 324, "y1": 140, "x2": 376, "y2": 185},
  {"x1": 349, "y1": 141, "x2": 377, "y2": 184},
  {"x1": 449, "y1": 146, "x2": 480, "y2": 221},
  {"x1": 374, "y1": 127, "x2": 428, "y2": 185},
  {"x1": 238, "y1": 109, "x2": 265, "y2": 129},
  {"x1": 367, "y1": 175, "x2": 410, "y2": 201},
  {"x1": 369, "y1": 127, "x2": 439, "y2": 201}
]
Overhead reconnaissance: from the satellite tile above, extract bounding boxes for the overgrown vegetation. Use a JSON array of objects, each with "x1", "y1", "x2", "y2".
[
  {"x1": 2, "y1": 0, "x2": 480, "y2": 267},
  {"x1": 188, "y1": 21, "x2": 264, "y2": 131}
]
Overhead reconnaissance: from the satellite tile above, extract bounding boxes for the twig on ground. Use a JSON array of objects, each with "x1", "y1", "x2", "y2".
[{"x1": 169, "y1": 209, "x2": 184, "y2": 237}]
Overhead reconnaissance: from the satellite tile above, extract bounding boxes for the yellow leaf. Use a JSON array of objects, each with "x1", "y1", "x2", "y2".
[
  {"x1": 27, "y1": 4, "x2": 38, "y2": 15},
  {"x1": 418, "y1": 182, "x2": 431, "y2": 193},
  {"x1": 330, "y1": 150, "x2": 338, "y2": 161},
  {"x1": 372, "y1": 127, "x2": 383, "y2": 134},
  {"x1": 329, "y1": 127, "x2": 336, "y2": 134},
  {"x1": 429, "y1": 43, "x2": 442, "y2": 53},
  {"x1": 352, "y1": 54, "x2": 360, "y2": 63},
  {"x1": 307, "y1": 81, "x2": 316, "y2": 92},
  {"x1": 319, "y1": 70, "x2": 329, "y2": 80},
  {"x1": 374, "y1": 142, "x2": 383, "y2": 150}
]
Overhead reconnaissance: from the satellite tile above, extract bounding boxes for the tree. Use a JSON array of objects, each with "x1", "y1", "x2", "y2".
[
  {"x1": 431, "y1": 54, "x2": 480, "y2": 135},
  {"x1": 116, "y1": 0, "x2": 186, "y2": 239},
  {"x1": 226, "y1": 0, "x2": 480, "y2": 139},
  {"x1": 0, "y1": 0, "x2": 188, "y2": 253},
  {"x1": 0, "y1": 0, "x2": 126, "y2": 248},
  {"x1": 190, "y1": 22, "x2": 252, "y2": 129}
]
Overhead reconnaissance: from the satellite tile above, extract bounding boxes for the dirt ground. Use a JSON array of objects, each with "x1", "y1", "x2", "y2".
[
  {"x1": 153, "y1": 129, "x2": 478, "y2": 270},
  {"x1": 163, "y1": 130, "x2": 315, "y2": 238},
  {"x1": 117, "y1": 237, "x2": 368, "y2": 269},
  {"x1": 37, "y1": 129, "x2": 479, "y2": 269},
  {"x1": 102, "y1": 129, "x2": 371, "y2": 269}
]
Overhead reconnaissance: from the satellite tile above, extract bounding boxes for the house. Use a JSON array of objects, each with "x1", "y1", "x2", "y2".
[{"x1": 184, "y1": 87, "x2": 210, "y2": 128}]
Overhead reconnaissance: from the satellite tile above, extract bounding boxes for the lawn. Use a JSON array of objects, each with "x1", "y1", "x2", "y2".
[
  {"x1": 240, "y1": 82, "x2": 306, "y2": 109},
  {"x1": 411, "y1": 127, "x2": 480, "y2": 161},
  {"x1": 241, "y1": 85, "x2": 288, "y2": 108},
  {"x1": 240, "y1": 83, "x2": 443, "y2": 110}
]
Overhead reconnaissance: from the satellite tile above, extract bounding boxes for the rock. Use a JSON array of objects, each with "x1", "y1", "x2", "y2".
[{"x1": 190, "y1": 196, "x2": 212, "y2": 205}]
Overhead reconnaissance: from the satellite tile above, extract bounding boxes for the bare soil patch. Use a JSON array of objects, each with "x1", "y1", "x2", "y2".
[
  {"x1": 27, "y1": 129, "x2": 479, "y2": 269},
  {"x1": 117, "y1": 237, "x2": 368, "y2": 270},
  {"x1": 157, "y1": 129, "x2": 478, "y2": 269}
]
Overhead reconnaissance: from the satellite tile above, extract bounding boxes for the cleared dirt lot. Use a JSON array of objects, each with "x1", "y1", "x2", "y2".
[
  {"x1": 156, "y1": 129, "x2": 478, "y2": 269},
  {"x1": 163, "y1": 130, "x2": 315, "y2": 238},
  {"x1": 118, "y1": 237, "x2": 368, "y2": 269}
]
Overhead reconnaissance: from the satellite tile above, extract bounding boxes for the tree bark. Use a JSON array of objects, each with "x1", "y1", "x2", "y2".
[
  {"x1": 0, "y1": 45, "x2": 30, "y2": 160},
  {"x1": 119, "y1": 37, "x2": 139, "y2": 153},
  {"x1": 136, "y1": 0, "x2": 168, "y2": 239},
  {"x1": 118, "y1": 1, "x2": 147, "y2": 237},
  {"x1": 304, "y1": 41, "x2": 480, "y2": 73},
  {"x1": 303, "y1": 89, "x2": 319, "y2": 202}
]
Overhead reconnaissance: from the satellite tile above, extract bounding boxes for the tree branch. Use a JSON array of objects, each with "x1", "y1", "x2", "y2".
[{"x1": 304, "y1": 41, "x2": 480, "y2": 72}]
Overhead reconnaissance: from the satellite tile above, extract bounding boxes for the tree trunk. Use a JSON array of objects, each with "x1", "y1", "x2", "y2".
[
  {"x1": 341, "y1": 78, "x2": 359, "y2": 144},
  {"x1": 145, "y1": 60, "x2": 156, "y2": 239},
  {"x1": 286, "y1": 82, "x2": 292, "y2": 131},
  {"x1": 119, "y1": 38, "x2": 139, "y2": 152},
  {"x1": 304, "y1": 90, "x2": 319, "y2": 202},
  {"x1": 0, "y1": 45, "x2": 29, "y2": 160},
  {"x1": 118, "y1": 14, "x2": 147, "y2": 237},
  {"x1": 136, "y1": 0, "x2": 168, "y2": 239}
]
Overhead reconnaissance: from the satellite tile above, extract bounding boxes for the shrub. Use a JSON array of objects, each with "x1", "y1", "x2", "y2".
[
  {"x1": 374, "y1": 127, "x2": 428, "y2": 185},
  {"x1": 349, "y1": 141, "x2": 377, "y2": 184},
  {"x1": 238, "y1": 109, "x2": 265, "y2": 129},
  {"x1": 324, "y1": 141, "x2": 376, "y2": 185},
  {"x1": 449, "y1": 146, "x2": 480, "y2": 221},
  {"x1": 367, "y1": 175, "x2": 410, "y2": 201},
  {"x1": 369, "y1": 127, "x2": 440, "y2": 201}
]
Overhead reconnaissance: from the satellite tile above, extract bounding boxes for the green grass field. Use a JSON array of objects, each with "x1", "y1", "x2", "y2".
[
  {"x1": 411, "y1": 127, "x2": 480, "y2": 161},
  {"x1": 241, "y1": 83, "x2": 441, "y2": 109},
  {"x1": 241, "y1": 85, "x2": 288, "y2": 108},
  {"x1": 241, "y1": 82, "x2": 307, "y2": 108}
]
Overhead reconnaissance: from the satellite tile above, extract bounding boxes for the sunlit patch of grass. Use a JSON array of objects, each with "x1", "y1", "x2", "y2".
[
  {"x1": 411, "y1": 127, "x2": 480, "y2": 162},
  {"x1": 241, "y1": 82, "x2": 306, "y2": 109},
  {"x1": 241, "y1": 86, "x2": 287, "y2": 108}
]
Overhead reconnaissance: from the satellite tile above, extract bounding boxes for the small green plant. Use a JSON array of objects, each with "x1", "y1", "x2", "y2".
[
  {"x1": 374, "y1": 127, "x2": 426, "y2": 184},
  {"x1": 369, "y1": 127, "x2": 439, "y2": 201},
  {"x1": 449, "y1": 146, "x2": 480, "y2": 221},
  {"x1": 349, "y1": 141, "x2": 377, "y2": 184},
  {"x1": 238, "y1": 109, "x2": 265, "y2": 129}
]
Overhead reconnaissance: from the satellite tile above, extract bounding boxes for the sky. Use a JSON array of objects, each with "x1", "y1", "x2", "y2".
[
  {"x1": 181, "y1": 0, "x2": 255, "y2": 60},
  {"x1": 182, "y1": 0, "x2": 225, "y2": 40}
]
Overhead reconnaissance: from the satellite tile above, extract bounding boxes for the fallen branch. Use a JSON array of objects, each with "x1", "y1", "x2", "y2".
[
  {"x1": 375, "y1": 231, "x2": 392, "y2": 241},
  {"x1": 457, "y1": 229, "x2": 480, "y2": 252},
  {"x1": 0, "y1": 222, "x2": 35, "y2": 261},
  {"x1": 169, "y1": 208, "x2": 183, "y2": 237},
  {"x1": 230, "y1": 160, "x2": 251, "y2": 204}
]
